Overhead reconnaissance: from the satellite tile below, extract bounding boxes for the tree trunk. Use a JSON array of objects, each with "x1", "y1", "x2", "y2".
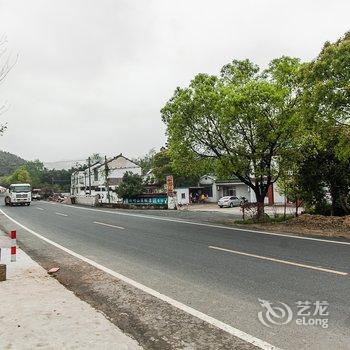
[
  {"x1": 254, "y1": 191, "x2": 266, "y2": 220},
  {"x1": 329, "y1": 185, "x2": 346, "y2": 216}
]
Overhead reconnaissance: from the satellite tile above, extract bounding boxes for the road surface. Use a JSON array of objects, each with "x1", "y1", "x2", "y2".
[{"x1": 1, "y1": 200, "x2": 349, "y2": 350}]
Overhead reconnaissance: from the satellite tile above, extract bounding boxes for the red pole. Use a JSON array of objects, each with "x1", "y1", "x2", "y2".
[{"x1": 10, "y1": 230, "x2": 16, "y2": 262}]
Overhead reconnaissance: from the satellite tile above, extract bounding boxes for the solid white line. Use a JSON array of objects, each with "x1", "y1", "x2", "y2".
[
  {"x1": 93, "y1": 221, "x2": 125, "y2": 230},
  {"x1": 0, "y1": 208, "x2": 278, "y2": 350},
  {"x1": 55, "y1": 212, "x2": 68, "y2": 217},
  {"x1": 36, "y1": 207, "x2": 44, "y2": 211},
  {"x1": 209, "y1": 246, "x2": 348, "y2": 276},
  {"x1": 45, "y1": 202, "x2": 350, "y2": 246}
]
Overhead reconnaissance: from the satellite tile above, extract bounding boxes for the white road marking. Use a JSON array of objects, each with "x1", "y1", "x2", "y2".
[
  {"x1": 36, "y1": 207, "x2": 44, "y2": 211},
  {"x1": 0, "y1": 209, "x2": 278, "y2": 350},
  {"x1": 209, "y1": 246, "x2": 348, "y2": 276},
  {"x1": 55, "y1": 212, "x2": 68, "y2": 217},
  {"x1": 93, "y1": 221, "x2": 125, "y2": 230},
  {"x1": 45, "y1": 201, "x2": 350, "y2": 246}
]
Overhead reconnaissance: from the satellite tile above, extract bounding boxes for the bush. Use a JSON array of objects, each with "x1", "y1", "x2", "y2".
[
  {"x1": 304, "y1": 201, "x2": 333, "y2": 216},
  {"x1": 235, "y1": 214, "x2": 294, "y2": 225}
]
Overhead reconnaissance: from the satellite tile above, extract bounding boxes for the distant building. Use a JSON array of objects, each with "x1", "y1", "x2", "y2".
[
  {"x1": 175, "y1": 174, "x2": 286, "y2": 205},
  {"x1": 70, "y1": 154, "x2": 141, "y2": 203}
]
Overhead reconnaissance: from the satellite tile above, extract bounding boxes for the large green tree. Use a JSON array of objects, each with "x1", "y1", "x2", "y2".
[
  {"x1": 294, "y1": 32, "x2": 350, "y2": 215},
  {"x1": 162, "y1": 57, "x2": 302, "y2": 216},
  {"x1": 300, "y1": 32, "x2": 350, "y2": 157}
]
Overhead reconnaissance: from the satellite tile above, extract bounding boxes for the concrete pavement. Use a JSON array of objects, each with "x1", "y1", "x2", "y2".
[
  {"x1": 0, "y1": 201, "x2": 349, "y2": 350},
  {"x1": 0, "y1": 234, "x2": 141, "y2": 350}
]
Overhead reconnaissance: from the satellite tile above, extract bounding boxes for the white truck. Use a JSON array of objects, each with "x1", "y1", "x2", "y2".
[{"x1": 5, "y1": 183, "x2": 32, "y2": 206}]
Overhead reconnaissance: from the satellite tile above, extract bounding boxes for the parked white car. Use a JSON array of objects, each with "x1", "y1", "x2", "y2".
[{"x1": 218, "y1": 196, "x2": 241, "y2": 208}]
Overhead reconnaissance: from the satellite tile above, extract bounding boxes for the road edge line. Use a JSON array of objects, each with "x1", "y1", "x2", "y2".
[{"x1": 0, "y1": 208, "x2": 279, "y2": 350}]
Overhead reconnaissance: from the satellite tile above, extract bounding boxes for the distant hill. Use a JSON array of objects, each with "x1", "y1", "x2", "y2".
[
  {"x1": 0, "y1": 150, "x2": 26, "y2": 176},
  {"x1": 0, "y1": 151, "x2": 26, "y2": 176}
]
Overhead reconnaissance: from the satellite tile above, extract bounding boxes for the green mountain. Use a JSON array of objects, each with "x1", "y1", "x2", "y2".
[{"x1": 0, "y1": 150, "x2": 26, "y2": 176}]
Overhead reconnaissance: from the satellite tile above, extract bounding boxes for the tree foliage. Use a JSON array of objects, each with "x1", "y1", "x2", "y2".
[
  {"x1": 116, "y1": 171, "x2": 145, "y2": 198},
  {"x1": 10, "y1": 166, "x2": 31, "y2": 184},
  {"x1": 0, "y1": 158, "x2": 74, "y2": 192},
  {"x1": 133, "y1": 149, "x2": 156, "y2": 175},
  {"x1": 162, "y1": 57, "x2": 302, "y2": 214},
  {"x1": 294, "y1": 130, "x2": 350, "y2": 216},
  {"x1": 294, "y1": 32, "x2": 350, "y2": 215},
  {"x1": 152, "y1": 149, "x2": 201, "y2": 187},
  {"x1": 23, "y1": 160, "x2": 44, "y2": 188},
  {"x1": 301, "y1": 32, "x2": 350, "y2": 125}
]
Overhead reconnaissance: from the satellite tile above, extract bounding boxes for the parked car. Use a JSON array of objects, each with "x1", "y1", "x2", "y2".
[{"x1": 218, "y1": 196, "x2": 241, "y2": 208}]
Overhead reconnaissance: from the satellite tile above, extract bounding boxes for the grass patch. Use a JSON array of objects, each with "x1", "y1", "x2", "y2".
[{"x1": 235, "y1": 214, "x2": 294, "y2": 225}]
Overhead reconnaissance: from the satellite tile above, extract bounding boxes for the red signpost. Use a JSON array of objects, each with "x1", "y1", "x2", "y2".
[{"x1": 166, "y1": 175, "x2": 174, "y2": 197}]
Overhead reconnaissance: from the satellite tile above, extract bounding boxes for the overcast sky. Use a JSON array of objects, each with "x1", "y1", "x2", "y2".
[{"x1": 0, "y1": 0, "x2": 349, "y2": 162}]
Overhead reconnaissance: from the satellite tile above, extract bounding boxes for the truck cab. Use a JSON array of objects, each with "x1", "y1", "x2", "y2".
[{"x1": 5, "y1": 183, "x2": 32, "y2": 206}]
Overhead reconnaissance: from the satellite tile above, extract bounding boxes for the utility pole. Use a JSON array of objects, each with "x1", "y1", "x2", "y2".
[
  {"x1": 84, "y1": 170, "x2": 87, "y2": 195},
  {"x1": 88, "y1": 157, "x2": 92, "y2": 195},
  {"x1": 104, "y1": 156, "x2": 110, "y2": 204}
]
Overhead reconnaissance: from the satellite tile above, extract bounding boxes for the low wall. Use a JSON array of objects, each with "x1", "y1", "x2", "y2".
[{"x1": 74, "y1": 195, "x2": 99, "y2": 206}]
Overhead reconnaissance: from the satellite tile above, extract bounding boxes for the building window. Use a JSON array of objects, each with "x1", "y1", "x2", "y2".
[
  {"x1": 223, "y1": 186, "x2": 236, "y2": 196},
  {"x1": 94, "y1": 169, "x2": 98, "y2": 181},
  {"x1": 181, "y1": 193, "x2": 186, "y2": 199}
]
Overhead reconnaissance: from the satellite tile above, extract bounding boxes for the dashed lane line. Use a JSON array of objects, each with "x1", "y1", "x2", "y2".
[{"x1": 209, "y1": 245, "x2": 348, "y2": 276}]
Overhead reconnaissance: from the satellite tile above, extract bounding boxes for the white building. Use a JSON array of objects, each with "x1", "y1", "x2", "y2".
[
  {"x1": 175, "y1": 174, "x2": 286, "y2": 205},
  {"x1": 71, "y1": 154, "x2": 141, "y2": 204}
]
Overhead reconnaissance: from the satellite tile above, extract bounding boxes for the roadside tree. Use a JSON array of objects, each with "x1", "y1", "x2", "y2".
[
  {"x1": 294, "y1": 32, "x2": 350, "y2": 215},
  {"x1": 116, "y1": 171, "x2": 145, "y2": 199},
  {"x1": 10, "y1": 166, "x2": 31, "y2": 184},
  {"x1": 162, "y1": 57, "x2": 302, "y2": 218}
]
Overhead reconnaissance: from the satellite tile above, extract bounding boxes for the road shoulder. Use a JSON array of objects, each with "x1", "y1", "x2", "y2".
[{"x1": 0, "y1": 239, "x2": 141, "y2": 349}]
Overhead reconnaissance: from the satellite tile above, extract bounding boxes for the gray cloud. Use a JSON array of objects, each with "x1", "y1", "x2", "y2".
[{"x1": 0, "y1": 0, "x2": 349, "y2": 161}]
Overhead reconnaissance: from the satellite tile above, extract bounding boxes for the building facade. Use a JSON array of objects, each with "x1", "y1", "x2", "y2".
[
  {"x1": 71, "y1": 154, "x2": 141, "y2": 203},
  {"x1": 175, "y1": 175, "x2": 286, "y2": 205}
]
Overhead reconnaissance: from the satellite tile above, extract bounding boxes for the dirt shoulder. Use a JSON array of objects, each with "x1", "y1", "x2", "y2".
[{"x1": 235, "y1": 214, "x2": 350, "y2": 240}]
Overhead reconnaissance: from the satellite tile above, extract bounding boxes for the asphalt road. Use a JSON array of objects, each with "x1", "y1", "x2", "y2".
[{"x1": 1, "y1": 201, "x2": 350, "y2": 350}]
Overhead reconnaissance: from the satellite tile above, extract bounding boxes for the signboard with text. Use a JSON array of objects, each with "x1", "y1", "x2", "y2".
[{"x1": 166, "y1": 175, "x2": 174, "y2": 197}]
